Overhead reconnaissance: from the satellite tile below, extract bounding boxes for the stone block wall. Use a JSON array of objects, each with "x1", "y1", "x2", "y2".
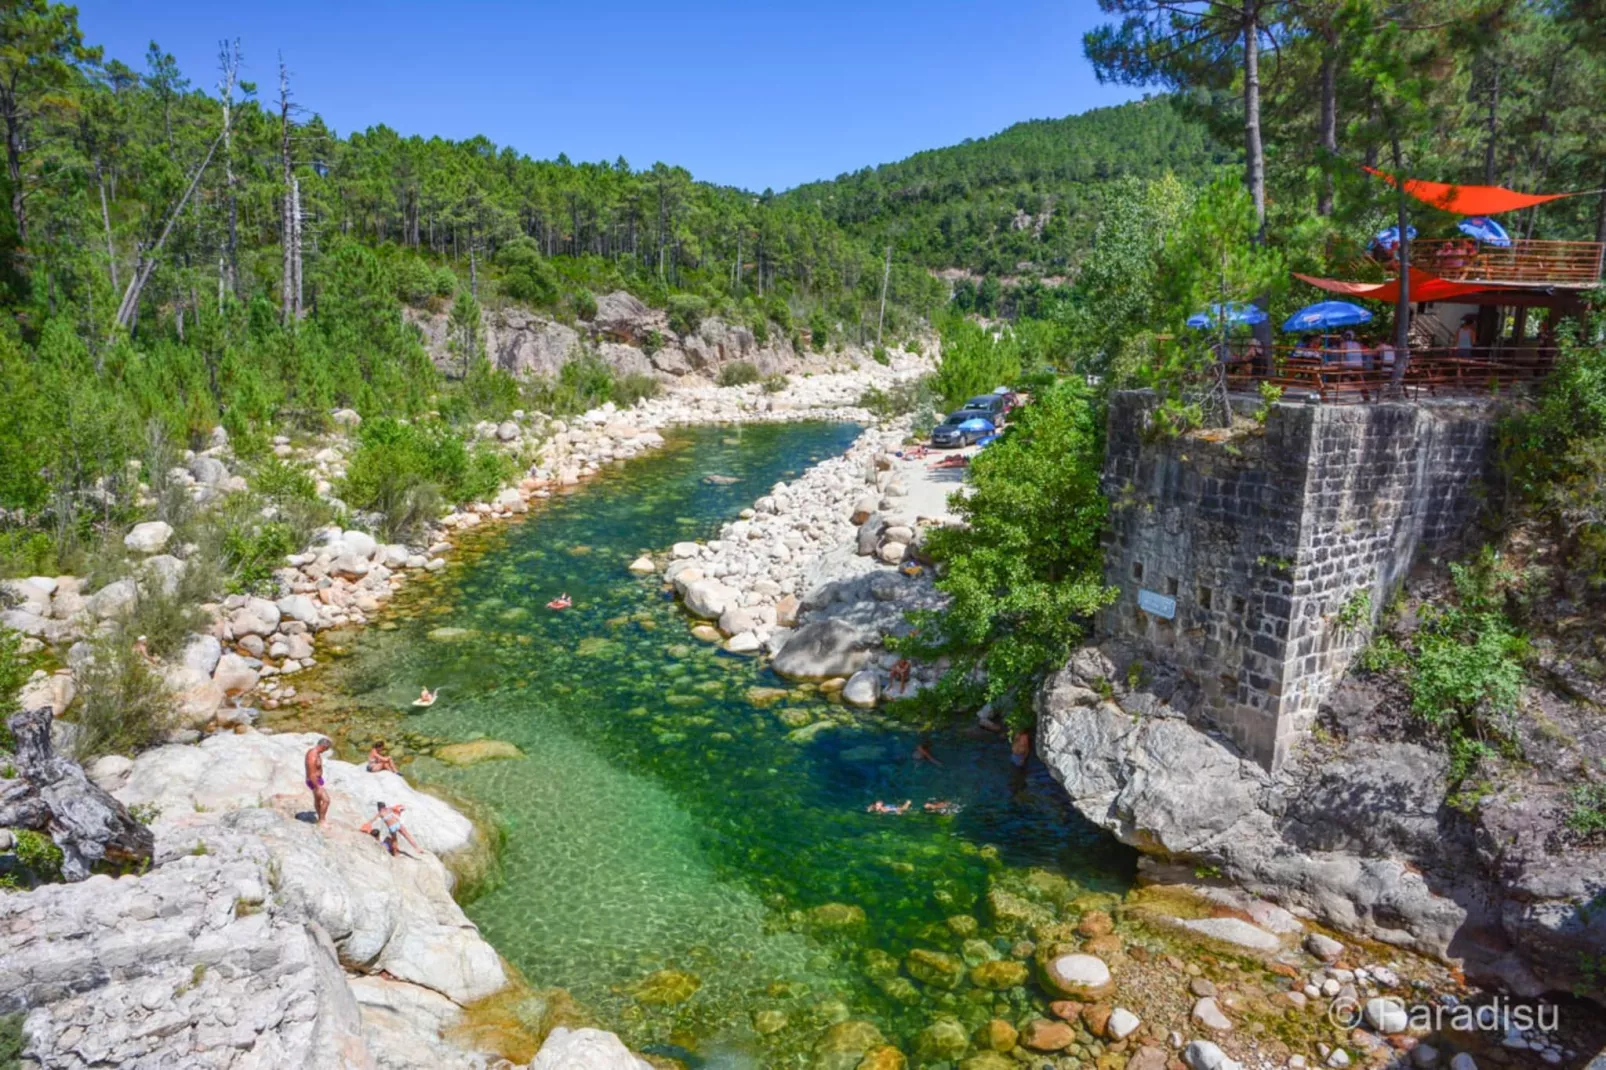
[{"x1": 1097, "y1": 390, "x2": 1496, "y2": 769}]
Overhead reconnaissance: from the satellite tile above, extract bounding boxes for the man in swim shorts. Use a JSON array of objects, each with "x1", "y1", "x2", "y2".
[{"x1": 305, "y1": 738, "x2": 332, "y2": 823}]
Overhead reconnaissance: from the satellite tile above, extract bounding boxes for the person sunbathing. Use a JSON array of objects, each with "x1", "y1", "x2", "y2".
[
  {"x1": 367, "y1": 741, "x2": 399, "y2": 774},
  {"x1": 866, "y1": 800, "x2": 912, "y2": 815},
  {"x1": 547, "y1": 593, "x2": 573, "y2": 610},
  {"x1": 413, "y1": 687, "x2": 438, "y2": 707},
  {"x1": 360, "y1": 801, "x2": 421, "y2": 857},
  {"x1": 932, "y1": 454, "x2": 969, "y2": 469}
]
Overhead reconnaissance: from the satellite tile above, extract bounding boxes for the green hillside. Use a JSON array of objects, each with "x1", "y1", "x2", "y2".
[{"x1": 784, "y1": 96, "x2": 1234, "y2": 275}]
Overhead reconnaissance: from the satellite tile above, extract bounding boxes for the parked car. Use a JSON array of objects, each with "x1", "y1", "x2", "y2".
[
  {"x1": 957, "y1": 394, "x2": 1007, "y2": 419},
  {"x1": 930, "y1": 410, "x2": 993, "y2": 448}
]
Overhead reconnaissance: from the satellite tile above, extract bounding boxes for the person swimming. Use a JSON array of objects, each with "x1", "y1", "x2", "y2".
[
  {"x1": 546, "y1": 593, "x2": 572, "y2": 610},
  {"x1": 912, "y1": 738, "x2": 942, "y2": 766},
  {"x1": 923, "y1": 800, "x2": 962, "y2": 815},
  {"x1": 412, "y1": 687, "x2": 439, "y2": 708},
  {"x1": 866, "y1": 800, "x2": 912, "y2": 815}
]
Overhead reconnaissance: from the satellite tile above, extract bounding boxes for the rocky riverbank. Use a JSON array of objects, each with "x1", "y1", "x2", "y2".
[
  {"x1": 0, "y1": 355, "x2": 934, "y2": 1069},
  {"x1": 652, "y1": 419, "x2": 972, "y2": 707},
  {"x1": 1035, "y1": 641, "x2": 1606, "y2": 1015}
]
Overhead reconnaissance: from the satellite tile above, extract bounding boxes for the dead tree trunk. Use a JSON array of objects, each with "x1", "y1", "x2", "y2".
[
  {"x1": 2, "y1": 708, "x2": 155, "y2": 881},
  {"x1": 279, "y1": 58, "x2": 295, "y2": 325},
  {"x1": 116, "y1": 129, "x2": 224, "y2": 329}
]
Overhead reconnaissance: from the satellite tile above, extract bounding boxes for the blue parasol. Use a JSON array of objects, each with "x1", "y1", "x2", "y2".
[
  {"x1": 1368, "y1": 224, "x2": 1417, "y2": 250},
  {"x1": 1458, "y1": 216, "x2": 1511, "y2": 247},
  {"x1": 975, "y1": 433, "x2": 999, "y2": 447},
  {"x1": 1281, "y1": 301, "x2": 1373, "y2": 332},
  {"x1": 1185, "y1": 302, "x2": 1269, "y2": 330},
  {"x1": 957, "y1": 418, "x2": 994, "y2": 433}
]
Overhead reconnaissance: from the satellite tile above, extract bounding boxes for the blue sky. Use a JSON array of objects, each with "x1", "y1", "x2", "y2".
[{"x1": 73, "y1": 1, "x2": 1145, "y2": 193}]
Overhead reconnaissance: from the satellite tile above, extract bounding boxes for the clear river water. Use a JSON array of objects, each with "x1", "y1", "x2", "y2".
[{"x1": 298, "y1": 421, "x2": 1136, "y2": 1066}]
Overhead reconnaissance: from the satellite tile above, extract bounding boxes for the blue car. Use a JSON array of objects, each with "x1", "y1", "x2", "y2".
[{"x1": 930, "y1": 411, "x2": 992, "y2": 448}]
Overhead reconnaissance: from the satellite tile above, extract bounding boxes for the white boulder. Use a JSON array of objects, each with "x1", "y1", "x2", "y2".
[{"x1": 123, "y1": 521, "x2": 174, "y2": 554}]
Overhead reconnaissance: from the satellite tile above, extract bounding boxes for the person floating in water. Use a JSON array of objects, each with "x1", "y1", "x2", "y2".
[
  {"x1": 866, "y1": 799, "x2": 912, "y2": 815},
  {"x1": 912, "y1": 738, "x2": 943, "y2": 766},
  {"x1": 923, "y1": 800, "x2": 962, "y2": 815},
  {"x1": 304, "y1": 738, "x2": 333, "y2": 823},
  {"x1": 367, "y1": 740, "x2": 399, "y2": 774},
  {"x1": 360, "y1": 801, "x2": 421, "y2": 857},
  {"x1": 547, "y1": 592, "x2": 572, "y2": 610},
  {"x1": 1010, "y1": 729, "x2": 1032, "y2": 769},
  {"x1": 414, "y1": 686, "x2": 437, "y2": 707}
]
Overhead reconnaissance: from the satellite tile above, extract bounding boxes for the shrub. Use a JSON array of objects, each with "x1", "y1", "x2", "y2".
[
  {"x1": 809, "y1": 310, "x2": 830, "y2": 351},
  {"x1": 221, "y1": 521, "x2": 296, "y2": 596},
  {"x1": 340, "y1": 418, "x2": 510, "y2": 540},
  {"x1": 889, "y1": 378, "x2": 1113, "y2": 727},
  {"x1": 667, "y1": 294, "x2": 708, "y2": 336},
  {"x1": 872, "y1": 345, "x2": 890, "y2": 366},
  {"x1": 72, "y1": 630, "x2": 178, "y2": 761},
  {"x1": 859, "y1": 376, "x2": 934, "y2": 421},
  {"x1": 642, "y1": 329, "x2": 664, "y2": 356},
  {"x1": 717, "y1": 361, "x2": 761, "y2": 387},
  {"x1": 496, "y1": 237, "x2": 559, "y2": 307},
  {"x1": 570, "y1": 288, "x2": 598, "y2": 321},
  {"x1": 750, "y1": 317, "x2": 769, "y2": 346},
  {"x1": 611, "y1": 373, "x2": 661, "y2": 408},
  {"x1": 1566, "y1": 779, "x2": 1606, "y2": 837},
  {"x1": 761, "y1": 374, "x2": 788, "y2": 394},
  {"x1": 395, "y1": 257, "x2": 438, "y2": 307}
]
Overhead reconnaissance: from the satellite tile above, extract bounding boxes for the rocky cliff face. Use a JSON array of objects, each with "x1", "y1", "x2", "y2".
[
  {"x1": 408, "y1": 290, "x2": 860, "y2": 382},
  {"x1": 1034, "y1": 643, "x2": 1606, "y2": 1002}
]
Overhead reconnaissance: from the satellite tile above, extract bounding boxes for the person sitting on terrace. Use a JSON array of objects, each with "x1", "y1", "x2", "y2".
[
  {"x1": 1376, "y1": 336, "x2": 1396, "y2": 374},
  {"x1": 1455, "y1": 315, "x2": 1477, "y2": 358},
  {"x1": 1293, "y1": 334, "x2": 1319, "y2": 361}
]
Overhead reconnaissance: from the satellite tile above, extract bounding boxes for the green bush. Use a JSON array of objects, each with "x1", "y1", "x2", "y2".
[
  {"x1": 667, "y1": 294, "x2": 708, "y2": 336},
  {"x1": 932, "y1": 314, "x2": 1022, "y2": 410},
  {"x1": 716, "y1": 361, "x2": 761, "y2": 387},
  {"x1": 1566, "y1": 779, "x2": 1606, "y2": 837},
  {"x1": 571, "y1": 288, "x2": 598, "y2": 321},
  {"x1": 889, "y1": 378, "x2": 1113, "y2": 728},
  {"x1": 496, "y1": 237, "x2": 559, "y2": 307},
  {"x1": 71, "y1": 630, "x2": 178, "y2": 761},
  {"x1": 761, "y1": 374, "x2": 788, "y2": 394},
  {"x1": 611, "y1": 373, "x2": 661, "y2": 408},
  {"x1": 872, "y1": 345, "x2": 890, "y2": 366},
  {"x1": 0, "y1": 1010, "x2": 22, "y2": 1067},
  {"x1": 809, "y1": 310, "x2": 830, "y2": 351},
  {"x1": 859, "y1": 376, "x2": 934, "y2": 421},
  {"x1": 750, "y1": 317, "x2": 769, "y2": 346},
  {"x1": 221, "y1": 521, "x2": 296, "y2": 596},
  {"x1": 395, "y1": 257, "x2": 439, "y2": 307},
  {"x1": 642, "y1": 329, "x2": 664, "y2": 356},
  {"x1": 340, "y1": 417, "x2": 511, "y2": 540}
]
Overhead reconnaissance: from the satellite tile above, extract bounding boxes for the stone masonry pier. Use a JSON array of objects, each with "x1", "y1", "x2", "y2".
[{"x1": 1096, "y1": 390, "x2": 1498, "y2": 770}]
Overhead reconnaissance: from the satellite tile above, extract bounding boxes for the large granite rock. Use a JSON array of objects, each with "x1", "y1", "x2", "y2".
[
  {"x1": 1035, "y1": 647, "x2": 1606, "y2": 999},
  {"x1": 771, "y1": 618, "x2": 874, "y2": 681},
  {"x1": 110, "y1": 731, "x2": 477, "y2": 858}
]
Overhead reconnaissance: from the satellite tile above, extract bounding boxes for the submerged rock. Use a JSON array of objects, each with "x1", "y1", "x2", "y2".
[
  {"x1": 627, "y1": 968, "x2": 701, "y2": 1006},
  {"x1": 807, "y1": 902, "x2": 868, "y2": 929},
  {"x1": 905, "y1": 947, "x2": 964, "y2": 989},
  {"x1": 436, "y1": 739, "x2": 524, "y2": 766}
]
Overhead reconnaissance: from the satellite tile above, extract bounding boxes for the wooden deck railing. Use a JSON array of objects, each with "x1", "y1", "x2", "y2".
[
  {"x1": 1407, "y1": 238, "x2": 1604, "y2": 287},
  {"x1": 1216, "y1": 344, "x2": 1556, "y2": 404}
]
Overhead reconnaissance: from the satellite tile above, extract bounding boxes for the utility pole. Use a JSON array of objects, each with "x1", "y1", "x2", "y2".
[{"x1": 876, "y1": 244, "x2": 892, "y2": 347}]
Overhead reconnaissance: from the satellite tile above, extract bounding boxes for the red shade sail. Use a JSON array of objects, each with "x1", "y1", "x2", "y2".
[
  {"x1": 1294, "y1": 271, "x2": 1489, "y2": 303},
  {"x1": 1364, "y1": 166, "x2": 1585, "y2": 215}
]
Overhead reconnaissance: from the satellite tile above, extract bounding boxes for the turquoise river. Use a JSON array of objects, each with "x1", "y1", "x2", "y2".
[{"x1": 295, "y1": 421, "x2": 1137, "y2": 1066}]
